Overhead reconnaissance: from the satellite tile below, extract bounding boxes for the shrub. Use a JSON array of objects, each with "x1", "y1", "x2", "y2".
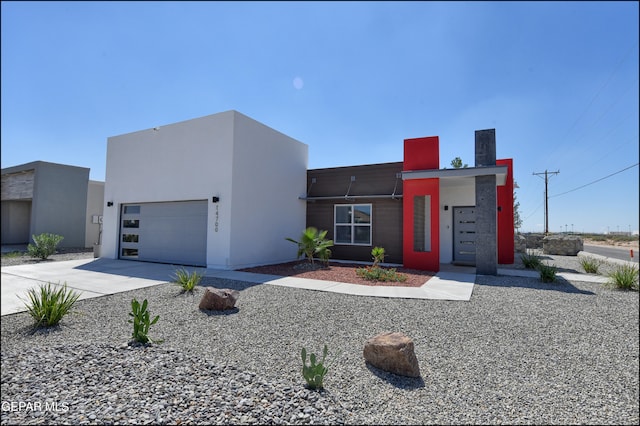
[
  {"x1": 538, "y1": 262, "x2": 558, "y2": 283},
  {"x1": 128, "y1": 298, "x2": 162, "y2": 344},
  {"x1": 579, "y1": 257, "x2": 601, "y2": 274},
  {"x1": 301, "y1": 344, "x2": 340, "y2": 390},
  {"x1": 371, "y1": 247, "x2": 385, "y2": 268},
  {"x1": 172, "y1": 267, "x2": 203, "y2": 292},
  {"x1": 286, "y1": 227, "x2": 334, "y2": 265},
  {"x1": 520, "y1": 250, "x2": 541, "y2": 269},
  {"x1": 606, "y1": 264, "x2": 639, "y2": 291},
  {"x1": 356, "y1": 266, "x2": 407, "y2": 283},
  {"x1": 27, "y1": 233, "x2": 64, "y2": 260},
  {"x1": 21, "y1": 282, "x2": 80, "y2": 327}
]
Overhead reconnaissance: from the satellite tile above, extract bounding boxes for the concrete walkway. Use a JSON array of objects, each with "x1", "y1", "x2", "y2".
[{"x1": 0, "y1": 257, "x2": 608, "y2": 316}]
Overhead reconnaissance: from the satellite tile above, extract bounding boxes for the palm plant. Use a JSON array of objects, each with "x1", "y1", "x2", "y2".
[{"x1": 286, "y1": 227, "x2": 334, "y2": 265}]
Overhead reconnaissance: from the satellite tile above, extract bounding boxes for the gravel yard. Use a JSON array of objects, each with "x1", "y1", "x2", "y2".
[{"x1": 1, "y1": 249, "x2": 638, "y2": 425}]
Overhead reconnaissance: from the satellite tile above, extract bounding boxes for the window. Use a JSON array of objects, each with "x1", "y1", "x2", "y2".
[
  {"x1": 334, "y1": 204, "x2": 372, "y2": 245},
  {"x1": 413, "y1": 195, "x2": 431, "y2": 252}
]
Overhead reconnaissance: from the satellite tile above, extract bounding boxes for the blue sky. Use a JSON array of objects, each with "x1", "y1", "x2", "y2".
[{"x1": 2, "y1": 1, "x2": 638, "y2": 234}]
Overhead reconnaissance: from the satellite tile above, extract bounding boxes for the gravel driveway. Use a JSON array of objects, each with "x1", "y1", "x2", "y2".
[{"x1": 1, "y1": 250, "x2": 638, "y2": 425}]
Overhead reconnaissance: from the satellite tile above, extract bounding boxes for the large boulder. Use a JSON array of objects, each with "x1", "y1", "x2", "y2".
[
  {"x1": 199, "y1": 288, "x2": 239, "y2": 311},
  {"x1": 363, "y1": 332, "x2": 421, "y2": 378},
  {"x1": 524, "y1": 233, "x2": 545, "y2": 249},
  {"x1": 543, "y1": 235, "x2": 583, "y2": 256},
  {"x1": 514, "y1": 234, "x2": 527, "y2": 253}
]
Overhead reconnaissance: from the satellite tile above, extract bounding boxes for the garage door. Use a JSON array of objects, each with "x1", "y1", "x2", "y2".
[{"x1": 119, "y1": 200, "x2": 207, "y2": 266}]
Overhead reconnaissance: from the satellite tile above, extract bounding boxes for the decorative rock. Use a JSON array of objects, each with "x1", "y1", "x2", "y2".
[
  {"x1": 514, "y1": 234, "x2": 527, "y2": 253},
  {"x1": 199, "y1": 288, "x2": 239, "y2": 311},
  {"x1": 524, "y1": 233, "x2": 545, "y2": 249},
  {"x1": 363, "y1": 332, "x2": 421, "y2": 378},
  {"x1": 543, "y1": 235, "x2": 584, "y2": 256}
]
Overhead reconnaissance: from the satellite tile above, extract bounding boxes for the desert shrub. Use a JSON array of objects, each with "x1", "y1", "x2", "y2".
[
  {"x1": 520, "y1": 250, "x2": 541, "y2": 269},
  {"x1": 27, "y1": 233, "x2": 64, "y2": 260},
  {"x1": 538, "y1": 262, "x2": 558, "y2": 283},
  {"x1": 301, "y1": 345, "x2": 340, "y2": 390},
  {"x1": 128, "y1": 298, "x2": 162, "y2": 344},
  {"x1": 606, "y1": 264, "x2": 639, "y2": 291},
  {"x1": 22, "y1": 282, "x2": 80, "y2": 327},
  {"x1": 286, "y1": 227, "x2": 334, "y2": 265},
  {"x1": 356, "y1": 266, "x2": 407, "y2": 282},
  {"x1": 172, "y1": 267, "x2": 203, "y2": 292},
  {"x1": 579, "y1": 257, "x2": 601, "y2": 274}
]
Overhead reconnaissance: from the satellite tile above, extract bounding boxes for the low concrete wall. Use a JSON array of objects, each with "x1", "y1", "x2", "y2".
[{"x1": 543, "y1": 235, "x2": 584, "y2": 256}]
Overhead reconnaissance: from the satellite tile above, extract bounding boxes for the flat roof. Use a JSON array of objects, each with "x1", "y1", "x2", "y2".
[{"x1": 402, "y1": 165, "x2": 508, "y2": 186}]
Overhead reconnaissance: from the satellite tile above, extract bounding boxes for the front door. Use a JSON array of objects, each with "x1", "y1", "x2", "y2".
[{"x1": 453, "y1": 206, "x2": 476, "y2": 265}]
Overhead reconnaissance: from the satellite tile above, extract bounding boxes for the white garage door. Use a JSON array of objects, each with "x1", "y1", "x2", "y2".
[{"x1": 119, "y1": 200, "x2": 207, "y2": 266}]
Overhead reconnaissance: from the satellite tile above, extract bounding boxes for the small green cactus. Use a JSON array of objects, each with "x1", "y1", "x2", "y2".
[{"x1": 301, "y1": 344, "x2": 339, "y2": 390}]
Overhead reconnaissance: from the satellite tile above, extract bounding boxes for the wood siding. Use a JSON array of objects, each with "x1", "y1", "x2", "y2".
[{"x1": 306, "y1": 162, "x2": 404, "y2": 264}]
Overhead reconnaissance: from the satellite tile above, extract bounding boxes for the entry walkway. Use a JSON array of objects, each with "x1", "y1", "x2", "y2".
[{"x1": 0, "y1": 257, "x2": 608, "y2": 316}]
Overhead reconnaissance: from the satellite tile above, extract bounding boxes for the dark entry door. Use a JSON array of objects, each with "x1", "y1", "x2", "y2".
[{"x1": 453, "y1": 206, "x2": 476, "y2": 265}]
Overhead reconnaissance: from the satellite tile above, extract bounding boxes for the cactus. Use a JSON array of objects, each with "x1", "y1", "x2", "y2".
[{"x1": 301, "y1": 344, "x2": 339, "y2": 390}]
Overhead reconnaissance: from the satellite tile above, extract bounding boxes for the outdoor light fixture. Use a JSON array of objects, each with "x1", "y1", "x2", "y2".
[
  {"x1": 212, "y1": 196, "x2": 220, "y2": 203},
  {"x1": 497, "y1": 206, "x2": 502, "y2": 212},
  {"x1": 107, "y1": 201, "x2": 114, "y2": 207},
  {"x1": 444, "y1": 205, "x2": 449, "y2": 211}
]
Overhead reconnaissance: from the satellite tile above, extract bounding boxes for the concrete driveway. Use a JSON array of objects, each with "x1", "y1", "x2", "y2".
[{"x1": 1, "y1": 258, "x2": 191, "y2": 316}]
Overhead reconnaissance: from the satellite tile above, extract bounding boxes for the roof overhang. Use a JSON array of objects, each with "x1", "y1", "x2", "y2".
[{"x1": 402, "y1": 165, "x2": 508, "y2": 186}]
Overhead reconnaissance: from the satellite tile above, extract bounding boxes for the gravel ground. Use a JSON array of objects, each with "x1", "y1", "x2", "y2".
[{"x1": 1, "y1": 250, "x2": 638, "y2": 425}]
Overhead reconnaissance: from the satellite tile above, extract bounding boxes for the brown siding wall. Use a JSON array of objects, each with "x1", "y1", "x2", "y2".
[{"x1": 306, "y1": 162, "x2": 404, "y2": 264}]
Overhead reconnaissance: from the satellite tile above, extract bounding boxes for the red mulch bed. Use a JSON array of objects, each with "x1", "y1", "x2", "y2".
[{"x1": 239, "y1": 261, "x2": 434, "y2": 287}]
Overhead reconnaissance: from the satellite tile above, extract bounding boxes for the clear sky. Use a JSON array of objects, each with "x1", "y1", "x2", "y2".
[{"x1": 2, "y1": 1, "x2": 638, "y2": 235}]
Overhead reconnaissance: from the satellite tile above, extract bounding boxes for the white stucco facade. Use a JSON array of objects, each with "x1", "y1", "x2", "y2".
[
  {"x1": 439, "y1": 178, "x2": 475, "y2": 264},
  {"x1": 102, "y1": 110, "x2": 308, "y2": 269}
]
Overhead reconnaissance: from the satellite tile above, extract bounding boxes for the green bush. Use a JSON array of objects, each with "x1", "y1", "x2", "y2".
[
  {"x1": 538, "y1": 262, "x2": 558, "y2": 283},
  {"x1": 356, "y1": 266, "x2": 407, "y2": 283},
  {"x1": 128, "y1": 298, "x2": 162, "y2": 344},
  {"x1": 27, "y1": 233, "x2": 64, "y2": 260},
  {"x1": 301, "y1": 345, "x2": 340, "y2": 390},
  {"x1": 21, "y1": 282, "x2": 80, "y2": 327},
  {"x1": 607, "y1": 264, "x2": 639, "y2": 291},
  {"x1": 286, "y1": 227, "x2": 334, "y2": 265},
  {"x1": 172, "y1": 267, "x2": 203, "y2": 292},
  {"x1": 579, "y1": 257, "x2": 601, "y2": 274},
  {"x1": 520, "y1": 250, "x2": 541, "y2": 269}
]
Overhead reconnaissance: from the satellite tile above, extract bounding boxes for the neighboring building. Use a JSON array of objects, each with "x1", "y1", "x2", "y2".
[
  {"x1": 1, "y1": 161, "x2": 104, "y2": 248},
  {"x1": 101, "y1": 110, "x2": 308, "y2": 269}
]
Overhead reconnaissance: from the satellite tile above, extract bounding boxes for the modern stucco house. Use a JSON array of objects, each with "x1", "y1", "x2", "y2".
[
  {"x1": 101, "y1": 110, "x2": 308, "y2": 269},
  {"x1": 102, "y1": 110, "x2": 514, "y2": 274},
  {"x1": 1, "y1": 161, "x2": 104, "y2": 248}
]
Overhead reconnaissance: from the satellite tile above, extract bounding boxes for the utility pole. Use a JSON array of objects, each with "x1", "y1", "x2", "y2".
[{"x1": 533, "y1": 169, "x2": 560, "y2": 234}]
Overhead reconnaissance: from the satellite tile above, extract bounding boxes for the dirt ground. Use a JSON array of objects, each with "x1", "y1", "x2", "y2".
[{"x1": 583, "y1": 238, "x2": 639, "y2": 249}]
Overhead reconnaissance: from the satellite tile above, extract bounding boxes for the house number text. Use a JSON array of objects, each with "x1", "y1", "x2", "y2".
[{"x1": 215, "y1": 204, "x2": 219, "y2": 232}]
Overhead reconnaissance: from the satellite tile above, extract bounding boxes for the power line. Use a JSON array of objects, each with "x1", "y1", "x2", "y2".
[{"x1": 550, "y1": 163, "x2": 639, "y2": 199}]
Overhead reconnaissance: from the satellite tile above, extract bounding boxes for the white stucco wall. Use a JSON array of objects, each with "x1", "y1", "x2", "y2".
[
  {"x1": 102, "y1": 110, "x2": 308, "y2": 269},
  {"x1": 227, "y1": 112, "x2": 308, "y2": 269},
  {"x1": 439, "y1": 179, "x2": 475, "y2": 264}
]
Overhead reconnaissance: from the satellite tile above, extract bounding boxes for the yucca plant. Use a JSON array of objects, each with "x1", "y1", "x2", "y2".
[
  {"x1": 520, "y1": 250, "x2": 541, "y2": 269},
  {"x1": 371, "y1": 246, "x2": 386, "y2": 268},
  {"x1": 579, "y1": 257, "x2": 601, "y2": 274},
  {"x1": 286, "y1": 227, "x2": 334, "y2": 265},
  {"x1": 21, "y1": 282, "x2": 80, "y2": 327},
  {"x1": 538, "y1": 262, "x2": 558, "y2": 283},
  {"x1": 172, "y1": 267, "x2": 203, "y2": 292},
  {"x1": 607, "y1": 264, "x2": 639, "y2": 291}
]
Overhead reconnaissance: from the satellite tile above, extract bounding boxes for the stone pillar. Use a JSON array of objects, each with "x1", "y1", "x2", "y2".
[{"x1": 475, "y1": 129, "x2": 497, "y2": 275}]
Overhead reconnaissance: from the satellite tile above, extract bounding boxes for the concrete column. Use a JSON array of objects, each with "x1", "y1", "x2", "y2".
[{"x1": 475, "y1": 129, "x2": 497, "y2": 275}]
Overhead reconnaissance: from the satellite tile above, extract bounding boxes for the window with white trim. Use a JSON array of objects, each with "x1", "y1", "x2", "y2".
[{"x1": 334, "y1": 204, "x2": 372, "y2": 245}]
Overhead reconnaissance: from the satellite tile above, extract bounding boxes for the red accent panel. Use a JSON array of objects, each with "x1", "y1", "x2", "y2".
[
  {"x1": 403, "y1": 178, "x2": 440, "y2": 272},
  {"x1": 404, "y1": 136, "x2": 439, "y2": 170},
  {"x1": 496, "y1": 158, "x2": 514, "y2": 264}
]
